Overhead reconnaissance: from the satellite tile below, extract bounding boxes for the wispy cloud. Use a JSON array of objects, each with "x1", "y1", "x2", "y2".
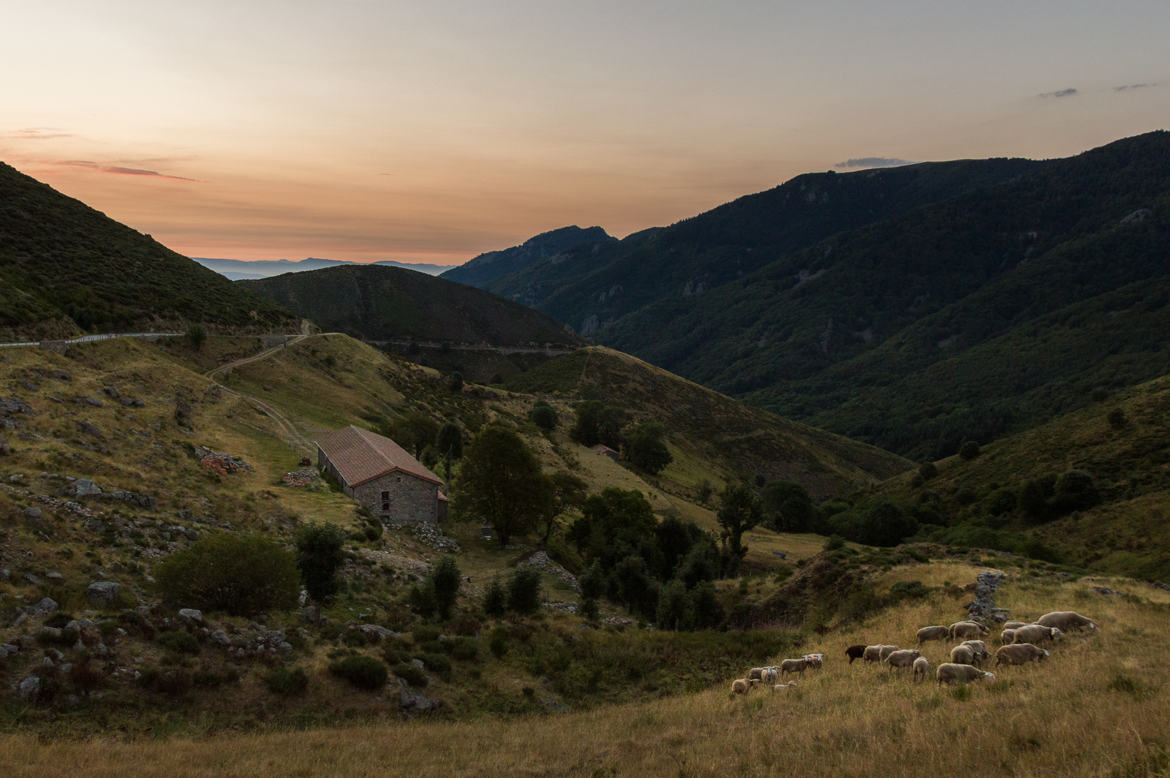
[
  {"x1": 3, "y1": 128, "x2": 73, "y2": 140},
  {"x1": 1038, "y1": 88, "x2": 1078, "y2": 98},
  {"x1": 57, "y1": 159, "x2": 201, "y2": 183},
  {"x1": 833, "y1": 157, "x2": 916, "y2": 170},
  {"x1": 1113, "y1": 82, "x2": 1156, "y2": 92}
]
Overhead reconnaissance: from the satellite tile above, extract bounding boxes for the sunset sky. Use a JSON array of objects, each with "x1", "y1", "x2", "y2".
[{"x1": 2, "y1": 1, "x2": 1167, "y2": 266}]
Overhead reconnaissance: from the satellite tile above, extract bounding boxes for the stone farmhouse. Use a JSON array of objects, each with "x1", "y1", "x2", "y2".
[{"x1": 315, "y1": 425, "x2": 447, "y2": 525}]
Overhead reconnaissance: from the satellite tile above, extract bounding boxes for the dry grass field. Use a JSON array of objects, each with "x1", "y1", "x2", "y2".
[{"x1": 3, "y1": 568, "x2": 1165, "y2": 777}]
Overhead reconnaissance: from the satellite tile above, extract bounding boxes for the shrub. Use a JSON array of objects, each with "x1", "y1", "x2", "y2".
[
  {"x1": 449, "y1": 637, "x2": 479, "y2": 661},
  {"x1": 626, "y1": 421, "x2": 672, "y2": 475},
  {"x1": 430, "y1": 556, "x2": 462, "y2": 620},
  {"x1": 483, "y1": 577, "x2": 507, "y2": 616},
  {"x1": 507, "y1": 567, "x2": 543, "y2": 615},
  {"x1": 328, "y1": 655, "x2": 388, "y2": 691},
  {"x1": 264, "y1": 665, "x2": 308, "y2": 696},
  {"x1": 153, "y1": 533, "x2": 299, "y2": 616},
  {"x1": 958, "y1": 440, "x2": 981, "y2": 460},
  {"x1": 185, "y1": 324, "x2": 207, "y2": 351},
  {"x1": 579, "y1": 595, "x2": 599, "y2": 621},
  {"x1": 984, "y1": 488, "x2": 1017, "y2": 516},
  {"x1": 887, "y1": 580, "x2": 930, "y2": 603},
  {"x1": 489, "y1": 627, "x2": 509, "y2": 658},
  {"x1": 824, "y1": 535, "x2": 845, "y2": 551},
  {"x1": 393, "y1": 662, "x2": 428, "y2": 687},
  {"x1": 295, "y1": 522, "x2": 346, "y2": 603},
  {"x1": 412, "y1": 625, "x2": 441, "y2": 644},
  {"x1": 156, "y1": 630, "x2": 200, "y2": 655},
  {"x1": 529, "y1": 402, "x2": 558, "y2": 432},
  {"x1": 917, "y1": 461, "x2": 938, "y2": 480},
  {"x1": 1053, "y1": 469, "x2": 1099, "y2": 514},
  {"x1": 420, "y1": 653, "x2": 452, "y2": 678},
  {"x1": 1108, "y1": 408, "x2": 1127, "y2": 429}
]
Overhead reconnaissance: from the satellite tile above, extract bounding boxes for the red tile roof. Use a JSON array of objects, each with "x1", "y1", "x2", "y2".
[{"x1": 315, "y1": 425, "x2": 442, "y2": 487}]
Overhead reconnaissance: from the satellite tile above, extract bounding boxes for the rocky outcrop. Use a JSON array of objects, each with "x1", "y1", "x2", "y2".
[{"x1": 965, "y1": 570, "x2": 1008, "y2": 623}]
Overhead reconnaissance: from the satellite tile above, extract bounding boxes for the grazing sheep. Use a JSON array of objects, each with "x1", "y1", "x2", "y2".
[
  {"x1": 913, "y1": 656, "x2": 930, "y2": 683},
  {"x1": 949, "y1": 621, "x2": 990, "y2": 640},
  {"x1": 878, "y1": 645, "x2": 900, "y2": 662},
  {"x1": 773, "y1": 681, "x2": 797, "y2": 692},
  {"x1": 1000, "y1": 628, "x2": 1017, "y2": 645},
  {"x1": 950, "y1": 644, "x2": 976, "y2": 666},
  {"x1": 1013, "y1": 624, "x2": 1062, "y2": 645},
  {"x1": 936, "y1": 663, "x2": 996, "y2": 686},
  {"x1": 995, "y1": 643, "x2": 1050, "y2": 666},
  {"x1": 884, "y1": 649, "x2": 922, "y2": 669},
  {"x1": 917, "y1": 626, "x2": 950, "y2": 644},
  {"x1": 862, "y1": 645, "x2": 885, "y2": 663},
  {"x1": 1003, "y1": 620, "x2": 1029, "y2": 630},
  {"x1": 961, "y1": 640, "x2": 990, "y2": 666},
  {"x1": 732, "y1": 678, "x2": 750, "y2": 694},
  {"x1": 749, "y1": 678, "x2": 761, "y2": 688},
  {"x1": 845, "y1": 645, "x2": 867, "y2": 664},
  {"x1": 803, "y1": 654, "x2": 824, "y2": 670},
  {"x1": 781, "y1": 658, "x2": 810, "y2": 676},
  {"x1": 1036, "y1": 611, "x2": 1097, "y2": 633},
  {"x1": 762, "y1": 666, "x2": 779, "y2": 684},
  {"x1": 748, "y1": 667, "x2": 766, "y2": 681}
]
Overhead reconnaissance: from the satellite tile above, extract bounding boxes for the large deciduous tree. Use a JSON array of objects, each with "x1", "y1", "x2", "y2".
[
  {"x1": 453, "y1": 425, "x2": 551, "y2": 547},
  {"x1": 716, "y1": 483, "x2": 762, "y2": 577}
]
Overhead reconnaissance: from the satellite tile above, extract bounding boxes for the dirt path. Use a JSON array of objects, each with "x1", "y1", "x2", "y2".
[{"x1": 203, "y1": 335, "x2": 314, "y2": 456}]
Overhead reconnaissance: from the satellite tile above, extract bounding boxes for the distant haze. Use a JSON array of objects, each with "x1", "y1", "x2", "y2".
[{"x1": 1, "y1": 1, "x2": 1166, "y2": 265}]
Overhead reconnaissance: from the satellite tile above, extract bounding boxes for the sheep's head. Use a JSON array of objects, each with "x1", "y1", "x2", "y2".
[
  {"x1": 981, "y1": 672, "x2": 996, "y2": 682},
  {"x1": 1051, "y1": 627, "x2": 1063, "y2": 640},
  {"x1": 1041, "y1": 649, "x2": 1050, "y2": 660}
]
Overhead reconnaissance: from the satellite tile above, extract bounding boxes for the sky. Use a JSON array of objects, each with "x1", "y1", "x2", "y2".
[{"x1": 2, "y1": 1, "x2": 1167, "y2": 266}]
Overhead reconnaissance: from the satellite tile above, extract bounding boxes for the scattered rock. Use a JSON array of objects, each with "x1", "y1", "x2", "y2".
[
  {"x1": 1092, "y1": 585, "x2": 1119, "y2": 596},
  {"x1": 1153, "y1": 581, "x2": 1170, "y2": 592},
  {"x1": 19, "y1": 379, "x2": 39, "y2": 392},
  {"x1": 0, "y1": 398, "x2": 32, "y2": 415},
  {"x1": 18, "y1": 675, "x2": 40, "y2": 701},
  {"x1": 0, "y1": 434, "x2": 10, "y2": 456},
  {"x1": 22, "y1": 507, "x2": 43, "y2": 529},
  {"x1": 76, "y1": 396, "x2": 104, "y2": 408},
  {"x1": 965, "y1": 570, "x2": 1007, "y2": 623},
  {"x1": 516, "y1": 550, "x2": 579, "y2": 592},
  {"x1": 178, "y1": 608, "x2": 204, "y2": 627},
  {"x1": 77, "y1": 421, "x2": 104, "y2": 439},
  {"x1": 354, "y1": 624, "x2": 400, "y2": 642},
  {"x1": 398, "y1": 683, "x2": 441, "y2": 713},
  {"x1": 27, "y1": 597, "x2": 59, "y2": 617},
  {"x1": 1121, "y1": 208, "x2": 1152, "y2": 225},
  {"x1": 85, "y1": 581, "x2": 122, "y2": 608},
  {"x1": 48, "y1": 370, "x2": 72, "y2": 381},
  {"x1": 195, "y1": 446, "x2": 251, "y2": 475},
  {"x1": 103, "y1": 386, "x2": 120, "y2": 399},
  {"x1": 119, "y1": 396, "x2": 145, "y2": 408},
  {"x1": 408, "y1": 522, "x2": 460, "y2": 553},
  {"x1": 70, "y1": 479, "x2": 102, "y2": 498},
  {"x1": 210, "y1": 629, "x2": 231, "y2": 647},
  {"x1": 282, "y1": 469, "x2": 320, "y2": 488},
  {"x1": 37, "y1": 626, "x2": 63, "y2": 643}
]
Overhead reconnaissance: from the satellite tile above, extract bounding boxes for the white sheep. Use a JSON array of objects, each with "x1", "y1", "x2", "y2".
[
  {"x1": 936, "y1": 663, "x2": 996, "y2": 686},
  {"x1": 912, "y1": 656, "x2": 930, "y2": 683}
]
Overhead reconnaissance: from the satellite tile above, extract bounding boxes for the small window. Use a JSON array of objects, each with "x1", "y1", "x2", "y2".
[{"x1": 381, "y1": 491, "x2": 390, "y2": 512}]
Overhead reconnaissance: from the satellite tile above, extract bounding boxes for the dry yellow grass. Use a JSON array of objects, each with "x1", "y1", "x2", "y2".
[{"x1": 4, "y1": 568, "x2": 1165, "y2": 777}]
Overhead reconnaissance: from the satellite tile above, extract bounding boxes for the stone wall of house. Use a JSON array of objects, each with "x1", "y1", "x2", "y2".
[{"x1": 351, "y1": 471, "x2": 438, "y2": 526}]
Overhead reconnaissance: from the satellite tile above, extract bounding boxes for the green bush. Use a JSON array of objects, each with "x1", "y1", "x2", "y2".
[
  {"x1": 420, "y1": 653, "x2": 452, "y2": 678},
  {"x1": 507, "y1": 567, "x2": 542, "y2": 615},
  {"x1": 529, "y1": 402, "x2": 558, "y2": 432},
  {"x1": 264, "y1": 665, "x2": 308, "y2": 696},
  {"x1": 431, "y1": 556, "x2": 462, "y2": 620},
  {"x1": 489, "y1": 627, "x2": 510, "y2": 658},
  {"x1": 393, "y1": 662, "x2": 428, "y2": 688},
  {"x1": 156, "y1": 630, "x2": 200, "y2": 655},
  {"x1": 295, "y1": 522, "x2": 346, "y2": 603},
  {"x1": 449, "y1": 637, "x2": 479, "y2": 661},
  {"x1": 824, "y1": 535, "x2": 845, "y2": 551},
  {"x1": 579, "y1": 595, "x2": 599, "y2": 621},
  {"x1": 958, "y1": 440, "x2": 981, "y2": 460},
  {"x1": 1108, "y1": 408, "x2": 1127, "y2": 429},
  {"x1": 917, "y1": 461, "x2": 938, "y2": 480},
  {"x1": 412, "y1": 625, "x2": 441, "y2": 644},
  {"x1": 153, "y1": 533, "x2": 299, "y2": 616},
  {"x1": 483, "y1": 577, "x2": 507, "y2": 616},
  {"x1": 328, "y1": 655, "x2": 388, "y2": 691}
]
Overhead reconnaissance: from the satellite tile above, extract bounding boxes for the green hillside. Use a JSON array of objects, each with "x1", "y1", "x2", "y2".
[
  {"x1": 595, "y1": 131, "x2": 1170, "y2": 457},
  {"x1": 0, "y1": 162, "x2": 297, "y2": 340},
  {"x1": 505, "y1": 347, "x2": 909, "y2": 498},
  {"x1": 840, "y1": 372, "x2": 1170, "y2": 581},
  {"x1": 245, "y1": 265, "x2": 581, "y2": 348},
  {"x1": 478, "y1": 157, "x2": 1037, "y2": 329}
]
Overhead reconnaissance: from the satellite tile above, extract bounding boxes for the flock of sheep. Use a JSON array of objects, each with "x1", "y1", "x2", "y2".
[{"x1": 731, "y1": 610, "x2": 1097, "y2": 694}]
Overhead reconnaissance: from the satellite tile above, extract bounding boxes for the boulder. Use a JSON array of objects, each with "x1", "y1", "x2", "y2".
[
  {"x1": 86, "y1": 581, "x2": 122, "y2": 608},
  {"x1": 27, "y1": 597, "x2": 59, "y2": 617},
  {"x1": 71, "y1": 479, "x2": 102, "y2": 498},
  {"x1": 178, "y1": 608, "x2": 204, "y2": 627},
  {"x1": 18, "y1": 675, "x2": 40, "y2": 701}
]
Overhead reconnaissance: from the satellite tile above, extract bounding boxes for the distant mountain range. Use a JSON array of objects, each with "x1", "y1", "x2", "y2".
[
  {"x1": 244, "y1": 265, "x2": 581, "y2": 348},
  {"x1": 440, "y1": 225, "x2": 614, "y2": 289},
  {"x1": 444, "y1": 131, "x2": 1170, "y2": 459},
  {"x1": 0, "y1": 162, "x2": 296, "y2": 340},
  {"x1": 195, "y1": 256, "x2": 455, "y2": 281}
]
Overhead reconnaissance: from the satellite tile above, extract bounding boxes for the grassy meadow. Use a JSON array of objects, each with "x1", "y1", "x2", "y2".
[{"x1": 2, "y1": 567, "x2": 1166, "y2": 777}]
